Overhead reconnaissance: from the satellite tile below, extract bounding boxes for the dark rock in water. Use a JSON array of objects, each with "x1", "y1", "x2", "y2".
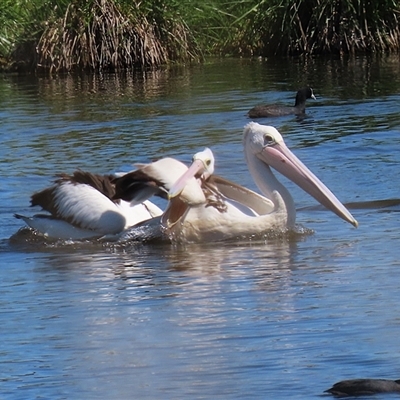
[{"x1": 325, "y1": 378, "x2": 400, "y2": 397}]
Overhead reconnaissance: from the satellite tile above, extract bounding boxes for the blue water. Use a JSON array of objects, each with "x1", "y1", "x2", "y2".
[{"x1": 1, "y1": 56, "x2": 400, "y2": 399}]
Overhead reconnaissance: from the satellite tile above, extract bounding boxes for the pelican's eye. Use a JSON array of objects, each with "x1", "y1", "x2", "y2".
[
  {"x1": 263, "y1": 134, "x2": 275, "y2": 146},
  {"x1": 205, "y1": 158, "x2": 211, "y2": 167}
]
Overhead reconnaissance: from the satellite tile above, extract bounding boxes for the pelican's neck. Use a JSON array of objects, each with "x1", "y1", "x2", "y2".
[{"x1": 245, "y1": 150, "x2": 296, "y2": 224}]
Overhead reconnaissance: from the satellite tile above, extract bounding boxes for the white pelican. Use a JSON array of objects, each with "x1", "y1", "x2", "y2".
[
  {"x1": 162, "y1": 122, "x2": 358, "y2": 242},
  {"x1": 112, "y1": 149, "x2": 215, "y2": 208},
  {"x1": 15, "y1": 170, "x2": 164, "y2": 240}
]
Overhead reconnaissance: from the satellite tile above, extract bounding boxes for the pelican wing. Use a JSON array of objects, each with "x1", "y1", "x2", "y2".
[
  {"x1": 210, "y1": 175, "x2": 275, "y2": 215},
  {"x1": 114, "y1": 157, "x2": 207, "y2": 206},
  {"x1": 31, "y1": 181, "x2": 127, "y2": 234}
]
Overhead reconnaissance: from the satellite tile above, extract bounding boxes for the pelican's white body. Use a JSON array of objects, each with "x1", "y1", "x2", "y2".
[{"x1": 163, "y1": 177, "x2": 290, "y2": 243}]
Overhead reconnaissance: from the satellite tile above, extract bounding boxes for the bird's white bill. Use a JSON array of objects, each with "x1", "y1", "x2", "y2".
[
  {"x1": 168, "y1": 159, "x2": 205, "y2": 199},
  {"x1": 261, "y1": 142, "x2": 358, "y2": 227}
]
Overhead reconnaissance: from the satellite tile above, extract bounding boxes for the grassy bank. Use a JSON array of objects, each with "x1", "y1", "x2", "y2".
[
  {"x1": 0, "y1": 0, "x2": 202, "y2": 72},
  {"x1": 227, "y1": 0, "x2": 400, "y2": 56},
  {"x1": 1, "y1": 0, "x2": 400, "y2": 72}
]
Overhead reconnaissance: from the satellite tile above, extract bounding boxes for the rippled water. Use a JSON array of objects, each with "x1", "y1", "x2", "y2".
[{"x1": 1, "y1": 56, "x2": 400, "y2": 399}]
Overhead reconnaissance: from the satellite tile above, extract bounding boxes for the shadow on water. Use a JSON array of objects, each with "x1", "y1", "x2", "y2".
[
  {"x1": 7, "y1": 221, "x2": 311, "y2": 255},
  {"x1": 4, "y1": 225, "x2": 306, "y2": 299},
  {"x1": 299, "y1": 198, "x2": 400, "y2": 212}
]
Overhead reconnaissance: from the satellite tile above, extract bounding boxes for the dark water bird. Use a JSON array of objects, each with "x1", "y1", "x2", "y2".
[
  {"x1": 248, "y1": 87, "x2": 316, "y2": 118},
  {"x1": 325, "y1": 379, "x2": 400, "y2": 397}
]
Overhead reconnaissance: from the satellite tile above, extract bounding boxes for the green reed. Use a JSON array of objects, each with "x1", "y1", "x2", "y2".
[
  {"x1": 1, "y1": 0, "x2": 400, "y2": 72},
  {"x1": 194, "y1": 0, "x2": 400, "y2": 56},
  {"x1": 0, "y1": 0, "x2": 28, "y2": 64}
]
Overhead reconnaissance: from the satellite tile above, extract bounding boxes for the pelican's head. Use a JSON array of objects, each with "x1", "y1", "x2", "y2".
[
  {"x1": 169, "y1": 147, "x2": 215, "y2": 199},
  {"x1": 243, "y1": 122, "x2": 358, "y2": 227},
  {"x1": 244, "y1": 123, "x2": 285, "y2": 157},
  {"x1": 192, "y1": 147, "x2": 215, "y2": 178}
]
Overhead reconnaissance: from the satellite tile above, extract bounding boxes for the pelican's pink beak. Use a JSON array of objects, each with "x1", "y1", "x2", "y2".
[
  {"x1": 169, "y1": 147, "x2": 214, "y2": 200},
  {"x1": 169, "y1": 159, "x2": 205, "y2": 199},
  {"x1": 259, "y1": 141, "x2": 358, "y2": 227}
]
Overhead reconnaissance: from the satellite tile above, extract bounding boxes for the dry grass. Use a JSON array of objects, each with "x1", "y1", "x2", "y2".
[
  {"x1": 280, "y1": 0, "x2": 400, "y2": 55},
  {"x1": 198, "y1": 0, "x2": 400, "y2": 56},
  {"x1": 36, "y1": 0, "x2": 199, "y2": 72}
]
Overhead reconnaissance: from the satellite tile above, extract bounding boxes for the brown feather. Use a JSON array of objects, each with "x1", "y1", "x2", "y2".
[
  {"x1": 201, "y1": 178, "x2": 227, "y2": 213},
  {"x1": 56, "y1": 170, "x2": 116, "y2": 199},
  {"x1": 113, "y1": 169, "x2": 167, "y2": 202}
]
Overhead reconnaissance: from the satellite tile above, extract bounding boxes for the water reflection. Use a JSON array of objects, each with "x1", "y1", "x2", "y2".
[
  {"x1": 4, "y1": 55, "x2": 400, "y2": 111},
  {"x1": 8, "y1": 228, "x2": 304, "y2": 296},
  {"x1": 2, "y1": 221, "x2": 399, "y2": 399},
  {"x1": 17, "y1": 240, "x2": 305, "y2": 379},
  {"x1": 3, "y1": 234, "x2": 368, "y2": 399},
  {"x1": 300, "y1": 197, "x2": 400, "y2": 211}
]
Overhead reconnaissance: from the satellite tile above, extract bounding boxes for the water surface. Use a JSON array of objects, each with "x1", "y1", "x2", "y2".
[{"x1": 1, "y1": 56, "x2": 400, "y2": 399}]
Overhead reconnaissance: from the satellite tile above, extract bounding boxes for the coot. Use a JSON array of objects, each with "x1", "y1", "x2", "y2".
[
  {"x1": 325, "y1": 379, "x2": 400, "y2": 397},
  {"x1": 248, "y1": 87, "x2": 316, "y2": 118}
]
